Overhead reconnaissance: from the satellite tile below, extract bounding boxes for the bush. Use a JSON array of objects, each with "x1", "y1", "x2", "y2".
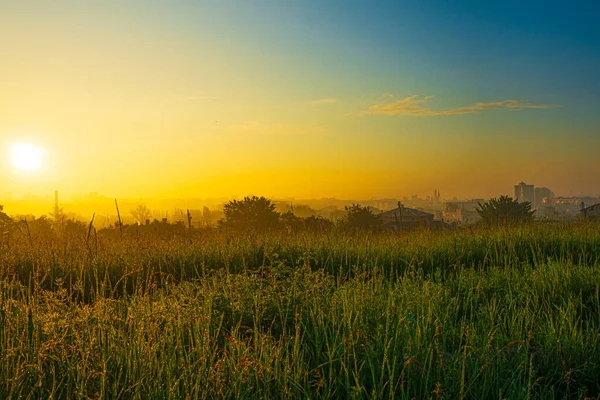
[
  {"x1": 219, "y1": 196, "x2": 280, "y2": 233},
  {"x1": 343, "y1": 203, "x2": 382, "y2": 231},
  {"x1": 477, "y1": 195, "x2": 534, "y2": 226}
]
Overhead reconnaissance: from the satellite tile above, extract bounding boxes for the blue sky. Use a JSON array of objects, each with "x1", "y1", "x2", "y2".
[{"x1": 1, "y1": 0, "x2": 598, "y2": 198}]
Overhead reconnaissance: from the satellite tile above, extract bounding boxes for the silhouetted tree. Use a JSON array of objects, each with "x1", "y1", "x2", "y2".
[
  {"x1": 293, "y1": 204, "x2": 317, "y2": 218},
  {"x1": 26, "y1": 216, "x2": 53, "y2": 237},
  {"x1": 202, "y1": 206, "x2": 213, "y2": 227},
  {"x1": 64, "y1": 219, "x2": 87, "y2": 236},
  {"x1": 304, "y1": 215, "x2": 334, "y2": 233},
  {"x1": 477, "y1": 196, "x2": 535, "y2": 226},
  {"x1": 0, "y1": 205, "x2": 11, "y2": 229},
  {"x1": 318, "y1": 206, "x2": 346, "y2": 221},
  {"x1": 343, "y1": 204, "x2": 382, "y2": 231},
  {"x1": 220, "y1": 196, "x2": 280, "y2": 232},
  {"x1": 50, "y1": 204, "x2": 67, "y2": 228},
  {"x1": 274, "y1": 201, "x2": 293, "y2": 214},
  {"x1": 280, "y1": 211, "x2": 302, "y2": 231},
  {"x1": 131, "y1": 204, "x2": 151, "y2": 225}
]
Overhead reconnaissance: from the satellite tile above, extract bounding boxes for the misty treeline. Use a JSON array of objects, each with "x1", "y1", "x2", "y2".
[
  {"x1": 0, "y1": 195, "x2": 549, "y2": 243},
  {"x1": 0, "y1": 197, "x2": 374, "y2": 241}
]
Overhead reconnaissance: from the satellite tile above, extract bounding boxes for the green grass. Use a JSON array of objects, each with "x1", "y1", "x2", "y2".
[{"x1": 0, "y1": 223, "x2": 599, "y2": 399}]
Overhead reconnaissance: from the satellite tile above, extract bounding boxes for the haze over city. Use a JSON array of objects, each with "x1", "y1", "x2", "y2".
[{"x1": 1, "y1": 1, "x2": 599, "y2": 201}]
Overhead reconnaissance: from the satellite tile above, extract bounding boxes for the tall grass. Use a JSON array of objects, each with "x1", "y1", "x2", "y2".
[{"x1": 0, "y1": 223, "x2": 599, "y2": 398}]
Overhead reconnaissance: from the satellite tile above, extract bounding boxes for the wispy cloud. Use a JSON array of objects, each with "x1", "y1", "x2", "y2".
[
  {"x1": 360, "y1": 95, "x2": 556, "y2": 116},
  {"x1": 309, "y1": 98, "x2": 340, "y2": 105}
]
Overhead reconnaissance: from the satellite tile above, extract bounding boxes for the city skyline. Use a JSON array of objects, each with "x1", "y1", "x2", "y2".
[{"x1": 2, "y1": 180, "x2": 597, "y2": 220}]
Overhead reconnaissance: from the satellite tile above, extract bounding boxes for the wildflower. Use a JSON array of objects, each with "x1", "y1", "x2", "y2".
[
  {"x1": 255, "y1": 273, "x2": 262, "y2": 279},
  {"x1": 318, "y1": 286, "x2": 323, "y2": 291},
  {"x1": 260, "y1": 290, "x2": 267, "y2": 295},
  {"x1": 306, "y1": 289, "x2": 313, "y2": 294}
]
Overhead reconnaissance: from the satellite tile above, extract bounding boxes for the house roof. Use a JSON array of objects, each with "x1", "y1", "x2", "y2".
[{"x1": 379, "y1": 207, "x2": 434, "y2": 218}]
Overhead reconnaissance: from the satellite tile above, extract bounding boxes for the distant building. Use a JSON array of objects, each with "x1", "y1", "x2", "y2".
[
  {"x1": 547, "y1": 197, "x2": 588, "y2": 220},
  {"x1": 534, "y1": 187, "x2": 555, "y2": 209},
  {"x1": 514, "y1": 182, "x2": 534, "y2": 205},
  {"x1": 379, "y1": 205, "x2": 434, "y2": 230},
  {"x1": 581, "y1": 203, "x2": 600, "y2": 222},
  {"x1": 376, "y1": 201, "x2": 390, "y2": 211},
  {"x1": 442, "y1": 200, "x2": 483, "y2": 225}
]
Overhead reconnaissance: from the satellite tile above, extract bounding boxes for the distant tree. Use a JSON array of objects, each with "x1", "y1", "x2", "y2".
[
  {"x1": 220, "y1": 196, "x2": 280, "y2": 232},
  {"x1": 131, "y1": 204, "x2": 151, "y2": 225},
  {"x1": 274, "y1": 201, "x2": 293, "y2": 214},
  {"x1": 0, "y1": 205, "x2": 12, "y2": 231},
  {"x1": 343, "y1": 204, "x2": 382, "y2": 231},
  {"x1": 27, "y1": 216, "x2": 53, "y2": 237},
  {"x1": 318, "y1": 206, "x2": 346, "y2": 221},
  {"x1": 64, "y1": 219, "x2": 87, "y2": 236},
  {"x1": 476, "y1": 196, "x2": 535, "y2": 226},
  {"x1": 293, "y1": 204, "x2": 317, "y2": 218},
  {"x1": 50, "y1": 204, "x2": 67, "y2": 227},
  {"x1": 0, "y1": 205, "x2": 11, "y2": 223},
  {"x1": 304, "y1": 215, "x2": 334, "y2": 232},
  {"x1": 280, "y1": 211, "x2": 302, "y2": 231},
  {"x1": 202, "y1": 206, "x2": 213, "y2": 227}
]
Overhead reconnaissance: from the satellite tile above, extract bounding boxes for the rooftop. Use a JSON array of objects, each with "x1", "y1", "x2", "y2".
[{"x1": 379, "y1": 207, "x2": 433, "y2": 218}]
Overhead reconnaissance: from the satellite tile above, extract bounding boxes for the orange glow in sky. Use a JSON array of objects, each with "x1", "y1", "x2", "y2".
[{"x1": 1, "y1": 2, "x2": 598, "y2": 200}]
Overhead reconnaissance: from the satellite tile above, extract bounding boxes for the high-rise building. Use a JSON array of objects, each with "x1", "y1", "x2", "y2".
[{"x1": 514, "y1": 182, "x2": 534, "y2": 205}]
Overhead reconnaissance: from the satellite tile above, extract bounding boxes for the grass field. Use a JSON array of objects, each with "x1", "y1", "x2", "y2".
[{"x1": 1, "y1": 223, "x2": 599, "y2": 399}]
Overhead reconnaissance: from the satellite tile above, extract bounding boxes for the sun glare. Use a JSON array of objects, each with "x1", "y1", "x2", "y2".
[{"x1": 9, "y1": 144, "x2": 45, "y2": 172}]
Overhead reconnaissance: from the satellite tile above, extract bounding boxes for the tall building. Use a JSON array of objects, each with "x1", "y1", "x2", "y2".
[{"x1": 514, "y1": 182, "x2": 534, "y2": 205}]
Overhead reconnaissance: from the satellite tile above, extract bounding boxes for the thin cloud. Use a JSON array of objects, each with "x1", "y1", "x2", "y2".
[
  {"x1": 360, "y1": 95, "x2": 556, "y2": 116},
  {"x1": 309, "y1": 98, "x2": 340, "y2": 105}
]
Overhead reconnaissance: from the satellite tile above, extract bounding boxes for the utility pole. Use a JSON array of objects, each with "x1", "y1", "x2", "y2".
[{"x1": 397, "y1": 201, "x2": 404, "y2": 231}]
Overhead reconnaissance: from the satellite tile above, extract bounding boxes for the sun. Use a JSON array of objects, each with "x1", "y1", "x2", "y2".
[{"x1": 9, "y1": 143, "x2": 45, "y2": 172}]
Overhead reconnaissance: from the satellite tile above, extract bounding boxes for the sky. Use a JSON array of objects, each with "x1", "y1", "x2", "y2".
[{"x1": 1, "y1": 0, "x2": 599, "y2": 200}]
